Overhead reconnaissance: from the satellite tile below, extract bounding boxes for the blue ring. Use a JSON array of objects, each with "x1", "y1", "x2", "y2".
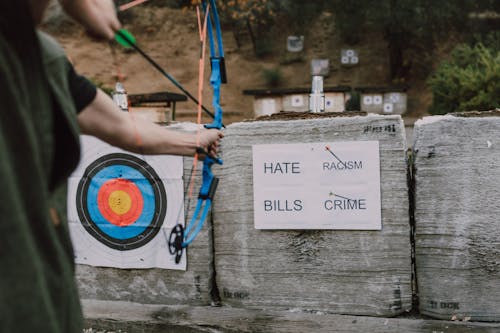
[{"x1": 87, "y1": 165, "x2": 155, "y2": 240}]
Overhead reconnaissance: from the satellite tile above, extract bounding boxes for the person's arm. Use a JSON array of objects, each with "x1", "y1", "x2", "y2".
[{"x1": 77, "y1": 89, "x2": 223, "y2": 157}]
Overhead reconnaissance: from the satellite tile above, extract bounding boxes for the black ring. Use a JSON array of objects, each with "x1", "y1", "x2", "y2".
[{"x1": 76, "y1": 153, "x2": 167, "y2": 251}]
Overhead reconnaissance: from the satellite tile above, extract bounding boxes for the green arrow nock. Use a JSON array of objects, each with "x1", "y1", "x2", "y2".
[{"x1": 115, "y1": 29, "x2": 136, "y2": 48}]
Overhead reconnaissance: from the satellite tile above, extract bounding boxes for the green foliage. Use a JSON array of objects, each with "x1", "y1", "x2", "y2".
[
  {"x1": 262, "y1": 67, "x2": 283, "y2": 87},
  {"x1": 325, "y1": 0, "x2": 499, "y2": 80},
  {"x1": 330, "y1": 0, "x2": 367, "y2": 44},
  {"x1": 255, "y1": 38, "x2": 274, "y2": 58},
  {"x1": 427, "y1": 43, "x2": 500, "y2": 114},
  {"x1": 345, "y1": 91, "x2": 361, "y2": 111},
  {"x1": 468, "y1": 31, "x2": 500, "y2": 52},
  {"x1": 218, "y1": 0, "x2": 278, "y2": 29},
  {"x1": 280, "y1": 1, "x2": 326, "y2": 34},
  {"x1": 280, "y1": 54, "x2": 304, "y2": 65}
]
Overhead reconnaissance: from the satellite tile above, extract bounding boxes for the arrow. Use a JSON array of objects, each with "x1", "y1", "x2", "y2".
[{"x1": 325, "y1": 145, "x2": 344, "y2": 164}]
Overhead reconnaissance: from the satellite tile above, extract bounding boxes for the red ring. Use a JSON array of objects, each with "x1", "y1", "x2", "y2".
[{"x1": 97, "y1": 178, "x2": 144, "y2": 227}]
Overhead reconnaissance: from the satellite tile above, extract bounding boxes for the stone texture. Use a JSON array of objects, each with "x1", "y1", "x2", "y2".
[
  {"x1": 413, "y1": 114, "x2": 500, "y2": 321},
  {"x1": 213, "y1": 114, "x2": 412, "y2": 316}
]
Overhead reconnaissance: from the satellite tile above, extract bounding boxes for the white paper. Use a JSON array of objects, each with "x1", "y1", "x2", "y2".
[
  {"x1": 68, "y1": 135, "x2": 186, "y2": 270},
  {"x1": 252, "y1": 141, "x2": 381, "y2": 230}
]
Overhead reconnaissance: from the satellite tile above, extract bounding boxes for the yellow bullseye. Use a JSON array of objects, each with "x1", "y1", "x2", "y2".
[{"x1": 108, "y1": 190, "x2": 132, "y2": 215}]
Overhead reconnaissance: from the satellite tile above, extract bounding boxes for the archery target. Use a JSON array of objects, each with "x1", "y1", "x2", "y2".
[
  {"x1": 68, "y1": 135, "x2": 186, "y2": 270},
  {"x1": 76, "y1": 153, "x2": 166, "y2": 250}
]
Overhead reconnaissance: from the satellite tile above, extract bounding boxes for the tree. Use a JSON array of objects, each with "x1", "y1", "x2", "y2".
[
  {"x1": 219, "y1": 0, "x2": 278, "y2": 55},
  {"x1": 327, "y1": 0, "x2": 493, "y2": 82},
  {"x1": 427, "y1": 43, "x2": 500, "y2": 114}
]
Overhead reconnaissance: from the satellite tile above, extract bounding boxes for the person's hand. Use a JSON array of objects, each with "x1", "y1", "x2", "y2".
[
  {"x1": 59, "y1": 0, "x2": 121, "y2": 40},
  {"x1": 197, "y1": 129, "x2": 224, "y2": 159}
]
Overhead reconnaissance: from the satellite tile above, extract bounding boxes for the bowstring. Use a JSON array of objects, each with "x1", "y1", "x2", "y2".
[{"x1": 119, "y1": 0, "x2": 149, "y2": 12}]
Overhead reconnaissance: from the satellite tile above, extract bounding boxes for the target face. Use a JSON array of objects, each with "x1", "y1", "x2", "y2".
[{"x1": 76, "y1": 153, "x2": 167, "y2": 251}]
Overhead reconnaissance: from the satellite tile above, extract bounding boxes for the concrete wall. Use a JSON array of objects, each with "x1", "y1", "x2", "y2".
[
  {"x1": 253, "y1": 92, "x2": 348, "y2": 116},
  {"x1": 213, "y1": 114, "x2": 412, "y2": 316},
  {"x1": 253, "y1": 97, "x2": 283, "y2": 117},
  {"x1": 74, "y1": 113, "x2": 500, "y2": 326},
  {"x1": 325, "y1": 92, "x2": 347, "y2": 112},
  {"x1": 413, "y1": 114, "x2": 500, "y2": 322},
  {"x1": 282, "y1": 93, "x2": 309, "y2": 112}
]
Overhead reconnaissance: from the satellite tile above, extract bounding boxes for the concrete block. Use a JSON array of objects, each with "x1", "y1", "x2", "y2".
[
  {"x1": 413, "y1": 113, "x2": 500, "y2": 321},
  {"x1": 213, "y1": 114, "x2": 412, "y2": 316}
]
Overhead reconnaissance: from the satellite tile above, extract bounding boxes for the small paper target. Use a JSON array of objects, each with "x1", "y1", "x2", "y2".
[
  {"x1": 389, "y1": 93, "x2": 400, "y2": 103},
  {"x1": 291, "y1": 95, "x2": 304, "y2": 107},
  {"x1": 383, "y1": 103, "x2": 394, "y2": 113},
  {"x1": 341, "y1": 49, "x2": 359, "y2": 65},
  {"x1": 363, "y1": 96, "x2": 373, "y2": 105},
  {"x1": 76, "y1": 153, "x2": 167, "y2": 251},
  {"x1": 373, "y1": 95, "x2": 383, "y2": 105}
]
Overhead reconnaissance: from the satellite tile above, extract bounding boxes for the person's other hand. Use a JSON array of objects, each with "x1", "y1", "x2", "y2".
[{"x1": 59, "y1": 0, "x2": 120, "y2": 40}]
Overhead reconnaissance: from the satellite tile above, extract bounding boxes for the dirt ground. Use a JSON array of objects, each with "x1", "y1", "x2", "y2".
[{"x1": 43, "y1": 5, "x2": 433, "y2": 126}]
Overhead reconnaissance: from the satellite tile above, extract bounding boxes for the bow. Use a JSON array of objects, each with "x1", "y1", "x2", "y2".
[
  {"x1": 168, "y1": 0, "x2": 226, "y2": 264},
  {"x1": 113, "y1": 2, "x2": 225, "y2": 265}
]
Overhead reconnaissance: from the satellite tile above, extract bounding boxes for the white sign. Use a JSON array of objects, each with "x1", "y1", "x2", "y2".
[{"x1": 252, "y1": 141, "x2": 381, "y2": 230}]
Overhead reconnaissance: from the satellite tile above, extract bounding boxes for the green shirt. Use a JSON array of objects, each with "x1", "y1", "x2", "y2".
[{"x1": 0, "y1": 4, "x2": 83, "y2": 332}]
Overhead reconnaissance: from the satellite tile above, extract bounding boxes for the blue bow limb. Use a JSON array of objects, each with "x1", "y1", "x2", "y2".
[{"x1": 169, "y1": 0, "x2": 226, "y2": 264}]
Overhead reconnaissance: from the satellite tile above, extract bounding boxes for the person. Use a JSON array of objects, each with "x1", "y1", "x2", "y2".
[{"x1": 0, "y1": 1, "x2": 222, "y2": 332}]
